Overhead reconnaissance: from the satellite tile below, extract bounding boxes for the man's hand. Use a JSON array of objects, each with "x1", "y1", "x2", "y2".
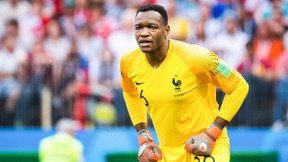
[
  {"x1": 185, "y1": 122, "x2": 223, "y2": 156},
  {"x1": 138, "y1": 129, "x2": 162, "y2": 162}
]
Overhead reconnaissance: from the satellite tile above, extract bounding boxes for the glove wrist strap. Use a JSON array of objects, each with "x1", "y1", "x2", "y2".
[
  {"x1": 205, "y1": 122, "x2": 223, "y2": 141},
  {"x1": 210, "y1": 122, "x2": 223, "y2": 130},
  {"x1": 138, "y1": 129, "x2": 153, "y2": 145}
]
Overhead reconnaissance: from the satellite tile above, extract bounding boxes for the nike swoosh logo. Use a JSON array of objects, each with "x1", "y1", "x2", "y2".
[{"x1": 135, "y1": 81, "x2": 144, "y2": 85}]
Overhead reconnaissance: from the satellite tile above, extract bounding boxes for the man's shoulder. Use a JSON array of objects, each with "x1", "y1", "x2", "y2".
[
  {"x1": 171, "y1": 39, "x2": 212, "y2": 60},
  {"x1": 39, "y1": 135, "x2": 54, "y2": 145},
  {"x1": 121, "y1": 47, "x2": 141, "y2": 63}
]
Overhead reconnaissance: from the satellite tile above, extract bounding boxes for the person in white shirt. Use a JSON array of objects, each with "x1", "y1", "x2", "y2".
[
  {"x1": 210, "y1": 13, "x2": 249, "y2": 69},
  {"x1": 105, "y1": 8, "x2": 138, "y2": 126},
  {"x1": 0, "y1": 34, "x2": 27, "y2": 116}
]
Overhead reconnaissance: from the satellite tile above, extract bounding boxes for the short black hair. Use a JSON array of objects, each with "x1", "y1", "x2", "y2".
[
  {"x1": 136, "y1": 4, "x2": 168, "y2": 26},
  {"x1": 6, "y1": 19, "x2": 18, "y2": 27}
]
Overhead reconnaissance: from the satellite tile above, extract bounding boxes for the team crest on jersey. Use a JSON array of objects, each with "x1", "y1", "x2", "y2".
[{"x1": 172, "y1": 75, "x2": 183, "y2": 97}]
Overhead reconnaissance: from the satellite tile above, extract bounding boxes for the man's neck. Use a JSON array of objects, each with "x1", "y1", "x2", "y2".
[{"x1": 145, "y1": 40, "x2": 169, "y2": 69}]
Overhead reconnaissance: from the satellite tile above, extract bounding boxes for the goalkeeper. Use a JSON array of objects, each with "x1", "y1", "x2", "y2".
[{"x1": 120, "y1": 4, "x2": 249, "y2": 162}]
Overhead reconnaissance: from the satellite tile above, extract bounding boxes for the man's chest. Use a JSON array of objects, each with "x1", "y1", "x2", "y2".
[{"x1": 130, "y1": 61, "x2": 201, "y2": 106}]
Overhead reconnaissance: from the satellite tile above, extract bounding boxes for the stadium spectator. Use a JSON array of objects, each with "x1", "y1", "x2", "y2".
[
  {"x1": 165, "y1": 0, "x2": 190, "y2": 42},
  {"x1": 89, "y1": 1, "x2": 118, "y2": 42},
  {"x1": 210, "y1": 12, "x2": 249, "y2": 69},
  {"x1": 253, "y1": 20, "x2": 284, "y2": 81},
  {"x1": 4, "y1": 19, "x2": 25, "y2": 49},
  {"x1": 60, "y1": 0, "x2": 90, "y2": 39},
  {"x1": 18, "y1": 0, "x2": 50, "y2": 50},
  {"x1": 97, "y1": 48, "x2": 115, "y2": 88},
  {"x1": 44, "y1": 18, "x2": 71, "y2": 95},
  {"x1": 53, "y1": 41, "x2": 87, "y2": 122},
  {"x1": 235, "y1": 41, "x2": 269, "y2": 126},
  {"x1": 77, "y1": 23, "x2": 103, "y2": 66},
  {"x1": 73, "y1": 23, "x2": 104, "y2": 128},
  {"x1": 269, "y1": 6, "x2": 285, "y2": 38},
  {"x1": 189, "y1": 20, "x2": 210, "y2": 48},
  {"x1": 0, "y1": 0, "x2": 30, "y2": 25},
  {"x1": 272, "y1": 52, "x2": 288, "y2": 131},
  {"x1": 44, "y1": 18, "x2": 71, "y2": 64},
  {"x1": 106, "y1": 7, "x2": 138, "y2": 125},
  {"x1": 241, "y1": 19, "x2": 284, "y2": 126},
  {"x1": 89, "y1": 48, "x2": 116, "y2": 126},
  {"x1": 237, "y1": 3, "x2": 256, "y2": 40},
  {"x1": 0, "y1": 34, "x2": 27, "y2": 126},
  {"x1": 107, "y1": 7, "x2": 137, "y2": 85},
  {"x1": 15, "y1": 39, "x2": 54, "y2": 127},
  {"x1": 105, "y1": 0, "x2": 127, "y2": 20},
  {"x1": 198, "y1": 3, "x2": 223, "y2": 40},
  {"x1": 74, "y1": 0, "x2": 90, "y2": 30},
  {"x1": 59, "y1": 2, "x2": 78, "y2": 39},
  {"x1": 39, "y1": 118, "x2": 84, "y2": 162}
]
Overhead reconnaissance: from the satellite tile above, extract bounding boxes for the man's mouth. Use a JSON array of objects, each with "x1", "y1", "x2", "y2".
[{"x1": 139, "y1": 40, "x2": 152, "y2": 47}]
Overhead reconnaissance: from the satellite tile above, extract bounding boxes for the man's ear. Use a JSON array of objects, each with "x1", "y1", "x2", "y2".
[{"x1": 165, "y1": 25, "x2": 170, "y2": 36}]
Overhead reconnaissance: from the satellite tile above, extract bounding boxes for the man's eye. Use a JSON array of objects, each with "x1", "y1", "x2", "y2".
[
  {"x1": 135, "y1": 27, "x2": 141, "y2": 30},
  {"x1": 150, "y1": 26, "x2": 157, "y2": 29}
]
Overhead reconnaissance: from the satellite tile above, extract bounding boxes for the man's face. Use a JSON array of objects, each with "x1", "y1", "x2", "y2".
[{"x1": 135, "y1": 11, "x2": 169, "y2": 53}]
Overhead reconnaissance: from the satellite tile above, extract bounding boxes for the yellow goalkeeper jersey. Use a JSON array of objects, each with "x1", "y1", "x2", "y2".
[{"x1": 121, "y1": 39, "x2": 243, "y2": 161}]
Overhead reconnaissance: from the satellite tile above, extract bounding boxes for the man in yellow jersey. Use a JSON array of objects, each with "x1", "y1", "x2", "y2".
[{"x1": 120, "y1": 4, "x2": 249, "y2": 162}]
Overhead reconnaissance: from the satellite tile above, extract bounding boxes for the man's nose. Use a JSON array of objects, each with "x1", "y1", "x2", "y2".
[{"x1": 140, "y1": 27, "x2": 149, "y2": 36}]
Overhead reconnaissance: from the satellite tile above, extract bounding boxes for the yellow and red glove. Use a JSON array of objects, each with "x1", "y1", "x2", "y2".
[
  {"x1": 185, "y1": 122, "x2": 223, "y2": 156},
  {"x1": 138, "y1": 129, "x2": 163, "y2": 162}
]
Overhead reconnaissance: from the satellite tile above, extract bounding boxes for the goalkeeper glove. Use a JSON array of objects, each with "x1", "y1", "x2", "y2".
[
  {"x1": 185, "y1": 122, "x2": 223, "y2": 156},
  {"x1": 138, "y1": 129, "x2": 162, "y2": 162}
]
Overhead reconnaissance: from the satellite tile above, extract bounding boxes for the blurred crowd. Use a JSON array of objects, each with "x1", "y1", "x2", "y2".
[{"x1": 0, "y1": 0, "x2": 288, "y2": 129}]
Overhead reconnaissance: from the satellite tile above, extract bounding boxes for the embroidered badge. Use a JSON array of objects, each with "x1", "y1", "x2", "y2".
[{"x1": 172, "y1": 75, "x2": 183, "y2": 98}]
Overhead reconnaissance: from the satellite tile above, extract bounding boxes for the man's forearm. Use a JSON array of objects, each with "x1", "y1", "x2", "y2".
[
  {"x1": 0, "y1": 71, "x2": 14, "y2": 78},
  {"x1": 123, "y1": 91, "x2": 148, "y2": 125},
  {"x1": 218, "y1": 78, "x2": 249, "y2": 122}
]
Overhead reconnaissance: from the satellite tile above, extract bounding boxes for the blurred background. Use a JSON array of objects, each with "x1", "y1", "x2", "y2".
[{"x1": 0, "y1": 0, "x2": 287, "y2": 161}]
